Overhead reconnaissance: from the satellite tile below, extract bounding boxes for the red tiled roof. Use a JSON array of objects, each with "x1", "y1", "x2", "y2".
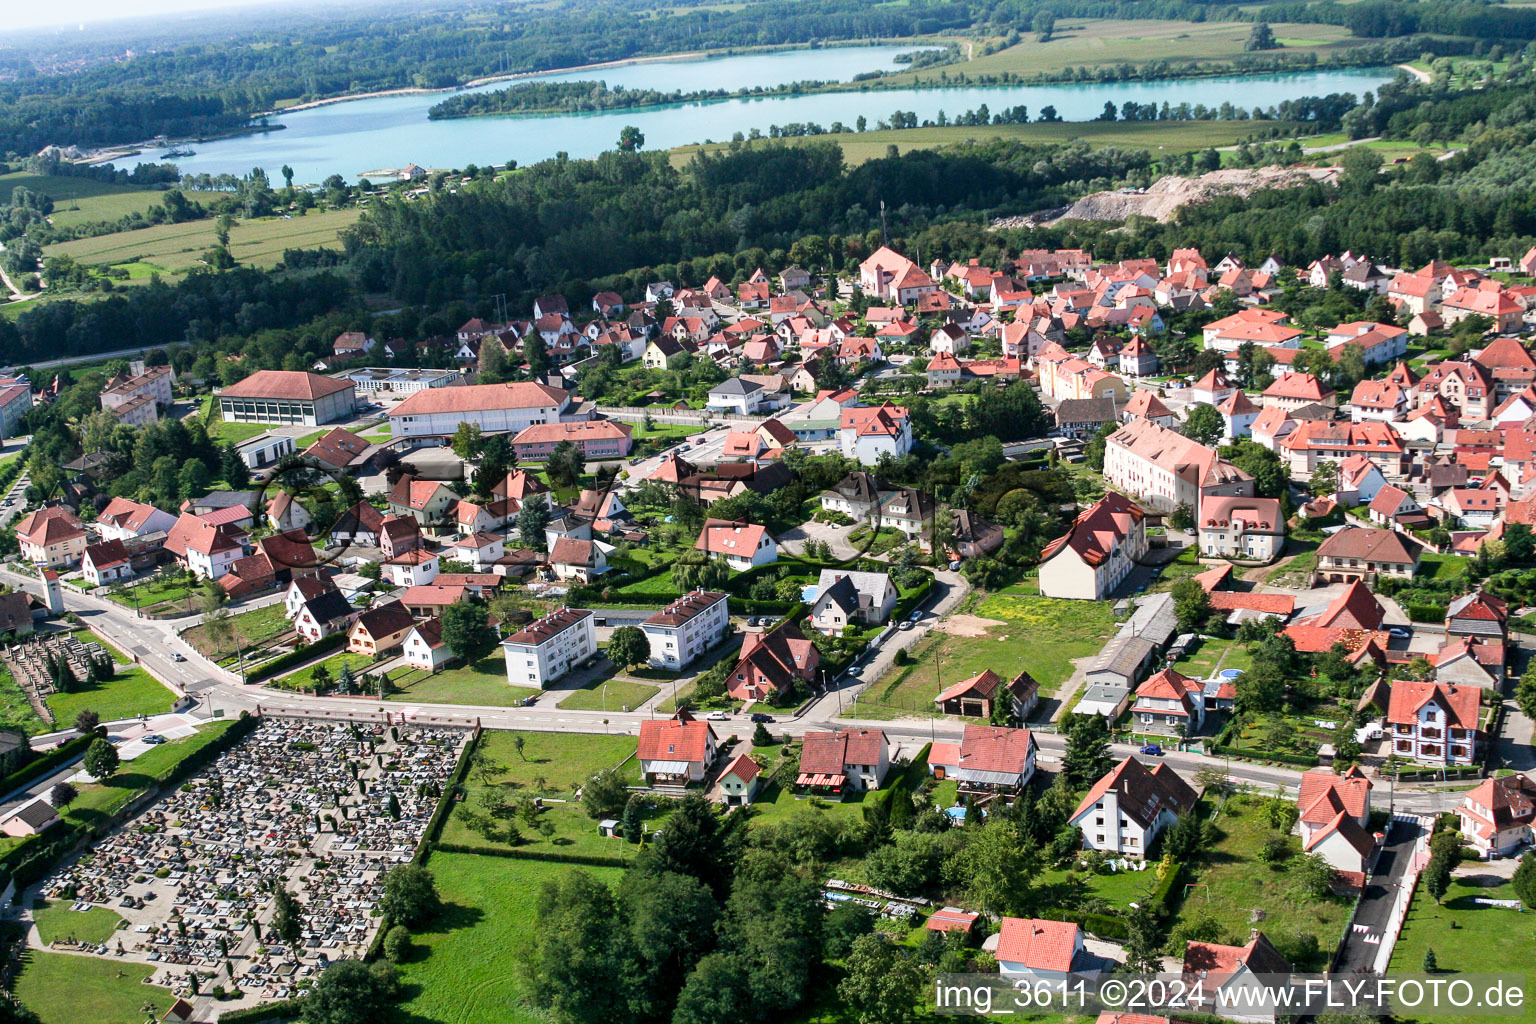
[
  {"x1": 996, "y1": 918, "x2": 1080, "y2": 971},
  {"x1": 1386, "y1": 680, "x2": 1481, "y2": 730},
  {"x1": 221, "y1": 370, "x2": 352, "y2": 400},
  {"x1": 638, "y1": 713, "x2": 716, "y2": 764},
  {"x1": 392, "y1": 382, "x2": 569, "y2": 417}
]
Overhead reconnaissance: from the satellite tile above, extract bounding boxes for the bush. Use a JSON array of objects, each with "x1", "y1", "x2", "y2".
[
  {"x1": 384, "y1": 925, "x2": 413, "y2": 964},
  {"x1": 250, "y1": 631, "x2": 347, "y2": 682}
]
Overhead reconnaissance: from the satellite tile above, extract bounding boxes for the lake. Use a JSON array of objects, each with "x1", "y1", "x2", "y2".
[{"x1": 161, "y1": 45, "x2": 1397, "y2": 183}]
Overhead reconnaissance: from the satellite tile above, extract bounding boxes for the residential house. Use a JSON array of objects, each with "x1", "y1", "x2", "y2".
[
  {"x1": 1182, "y1": 933, "x2": 1293, "y2": 1023},
  {"x1": 926, "y1": 725, "x2": 1038, "y2": 799},
  {"x1": 1054, "y1": 397, "x2": 1118, "y2": 440},
  {"x1": 1457, "y1": 773, "x2": 1536, "y2": 859},
  {"x1": 1069, "y1": 756, "x2": 1198, "y2": 859},
  {"x1": 1120, "y1": 389, "x2": 1175, "y2": 428},
  {"x1": 641, "y1": 591, "x2": 730, "y2": 670},
  {"x1": 163, "y1": 512, "x2": 247, "y2": 580},
  {"x1": 14, "y1": 507, "x2": 86, "y2": 567},
  {"x1": 727, "y1": 620, "x2": 818, "y2": 701},
  {"x1": 1315, "y1": 527, "x2": 1420, "y2": 583},
  {"x1": 294, "y1": 589, "x2": 358, "y2": 643},
  {"x1": 450, "y1": 531, "x2": 506, "y2": 571},
  {"x1": 809, "y1": 569, "x2": 898, "y2": 634},
  {"x1": 387, "y1": 476, "x2": 458, "y2": 526},
  {"x1": 1446, "y1": 590, "x2": 1509, "y2": 642},
  {"x1": 95, "y1": 497, "x2": 176, "y2": 543},
  {"x1": 1130, "y1": 668, "x2": 1206, "y2": 734},
  {"x1": 695, "y1": 518, "x2": 777, "y2": 571},
  {"x1": 346, "y1": 601, "x2": 416, "y2": 658},
  {"x1": 1385, "y1": 680, "x2": 1481, "y2": 766},
  {"x1": 1198, "y1": 494, "x2": 1285, "y2": 562},
  {"x1": 638, "y1": 711, "x2": 719, "y2": 785},
  {"x1": 1038, "y1": 492, "x2": 1147, "y2": 600},
  {"x1": 501, "y1": 607, "x2": 597, "y2": 689},
  {"x1": 934, "y1": 669, "x2": 1039, "y2": 721},
  {"x1": 951, "y1": 510, "x2": 1005, "y2": 560},
  {"x1": 796, "y1": 728, "x2": 890, "y2": 792},
  {"x1": 839, "y1": 403, "x2": 913, "y2": 464},
  {"x1": 1102, "y1": 418, "x2": 1253, "y2": 514},
  {"x1": 858, "y1": 246, "x2": 938, "y2": 304},
  {"x1": 1297, "y1": 767, "x2": 1373, "y2": 869},
  {"x1": 996, "y1": 919, "x2": 1090, "y2": 980},
  {"x1": 81, "y1": 539, "x2": 134, "y2": 586},
  {"x1": 718, "y1": 753, "x2": 764, "y2": 806},
  {"x1": 549, "y1": 537, "x2": 611, "y2": 583},
  {"x1": 1263, "y1": 372, "x2": 1336, "y2": 412},
  {"x1": 511, "y1": 419, "x2": 632, "y2": 461}
]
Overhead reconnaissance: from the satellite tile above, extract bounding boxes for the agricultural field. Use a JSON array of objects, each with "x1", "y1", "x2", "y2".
[
  {"x1": 395, "y1": 853, "x2": 625, "y2": 1024},
  {"x1": 672, "y1": 117, "x2": 1304, "y2": 168},
  {"x1": 851, "y1": 588, "x2": 1117, "y2": 720},
  {"x1": 890, "y1": 20, "x2": 1361, "y2": 84},
  {"x1": 42, "y1": 206, "x2": 362, "y2": 275}
]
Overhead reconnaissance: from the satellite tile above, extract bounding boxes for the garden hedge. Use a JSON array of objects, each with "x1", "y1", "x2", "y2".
[
  {"x1": 416, "y1": 729, "x2": 480, "y2": 862},
  {"x1": 1039, "y1": 908, "x2": 1129, "y2": 941},
  {"x1": 1210, "y1": 744, "x2": 1318, "y2": 767},
  {"x1": 217, "y1": 997, "x2": 308, "y2": 1023},
  {"x1": 0, "y1": 734, "x2": 92, "y2": 796},
  {"x1": 430, "y1": 842, "x2": 630, "y2": 868}
]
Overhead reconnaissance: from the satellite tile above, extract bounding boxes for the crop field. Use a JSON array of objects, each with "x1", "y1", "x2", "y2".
[
  {"x1": 674, "y1": 118, "x2": 1303, "y2": 168},
  {"x1": 43, "y1": 206, "x2": 363, "y2": 273},
  {"x1": 889, "y1": 20, "x2": 1361, "y2": 84},
  {"x1": 0, "y1": 172, "x2": 150, "y2": 205}
]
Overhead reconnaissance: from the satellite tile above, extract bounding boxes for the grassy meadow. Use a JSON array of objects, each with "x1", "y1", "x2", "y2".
[{"x1": 43, "y1": 206, "x2": 362, "y2": 274}]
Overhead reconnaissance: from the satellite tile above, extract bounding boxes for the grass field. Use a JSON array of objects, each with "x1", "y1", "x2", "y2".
[
  {"x1": 672, "y1": 117, "x2": 1304, "y2": 167},
  {"x1": 1174, "y1": 795, "x2": 1351, "y2": 969},
  {"x1": 555, "y1": 675, "x2": 659, "y2": 711},
  {"x1": 105, "y1": 573, "x2": 200, "y2": 615},
  {"x1": 1388, "y1": 874, "x2": 1536, "y2": 1024},
  {"x1": 383, "y1": 656, "x2": 540, "y2": 706},
  {"x1": 889, "y1": 20, "x2": 1359, "y2": 84},
  {"x1": 437, "y1": 731, "x2": 644, "y2": 859},
  {"x1": 0, "y1": 172, "x2": 153, "y2": 206},
  {"x1": 12, "y1": 934, "x2": 169, "y2": 1024},
  {"x1": 851, "y1": 588, "x2": 1117, "y2": 719},
  {"x1": 43, "y1": 629, "x2": 176, "y2": 726},
  {"x1": 1170, "y1": 636, "x2": 1252, "y2": 680},
  {"x1": 396, "y1": 853, "x2": 624, "y2": 1024},
  {"x1": 31, "y1": 899, "x2": 125, "y2": 946},
  {"x1": 0, "y1": 666, "x2": 47, "y2": 735},
  {"x1": 43, "y1": 206, "x2": 362, "y2": 274}
]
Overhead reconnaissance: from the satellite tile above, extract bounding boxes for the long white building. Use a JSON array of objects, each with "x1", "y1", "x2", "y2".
[
  {"x1": 1102, "y1": 417, "x2": 1253, "y2": 513},
  {"x1": 390, "y1": 381, "x2": 578, "y2": 438},
  {"x1": 641, "y1": 591, "x2": 730, "y2": 670}
]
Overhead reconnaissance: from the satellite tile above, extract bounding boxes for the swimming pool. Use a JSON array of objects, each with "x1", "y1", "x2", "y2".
[
  {"x1": 801, "y1": 584, "x2": 820, "y2": 602},
  {"x1": 1220, "y1": 669, "x2": 1244, "y2": 680}
]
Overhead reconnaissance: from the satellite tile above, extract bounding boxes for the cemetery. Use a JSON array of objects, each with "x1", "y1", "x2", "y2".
[{"x1": 29, "y1": 716, "x2": 469, "y2": 1007}]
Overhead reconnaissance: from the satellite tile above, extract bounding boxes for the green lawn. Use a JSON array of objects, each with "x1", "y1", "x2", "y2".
[
  {"x1": 556, "y1": 676, "x2": 659, "y2": 712},
  {"x1": 383, "y1": 656, "x2": 540, "y2": 706},
  {"x1": 278, "y1": 647, "x2": 374, "y2": 688},
  {"x1": 180, "y1": 601, "x2": 293, "y2": 666},
  {"x1": 851, "y1": 589, "x2": 1116, "y2": 719},
  {"x1": 44, "y1": 206, "x2": 363, "y2": 273},
  {"x1": 437, "y1": 731, "x2": 645, "y2": 859},
  {"x1": 104, "y1": 573, "x2": 199, "y2": 614},
  {"x1": 847, "y1": 524, "x2": 909, "y2": 557},
  {"x1": 1170, "y1": 637, "x2": 1253, "y2": 680},
  {"x1": 31, "y1": 899, "x2": 125, "y2": 946},
  {"x1": 43, "y1": 630, "x2": 176, "y2": 726},
  {"x1": 1388, "y1": 875, "x2": 1536, "y2": 1024},
  {"x1": 1035, "y1": 862, "x2": 1160, "y2": 912},
  {"x1": 745, "y1": 775, "x2": 875, "y2": 826},
  {"x1": 12, "y1": 935, "x2": 170, "y2": 1024},
  {"x1": 396, "y1": 853, "x2": 625, "y2": 1024},
  {"x1": 200, "y1": 397, "x2": 280, "y2": 444},
  {"x1": 1173, "y1": 795, "x2": 1352, "y2": 969}
]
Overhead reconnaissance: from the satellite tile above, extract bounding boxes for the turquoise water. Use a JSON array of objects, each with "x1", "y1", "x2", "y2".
[{"x1": 163, "y1": 46, "x2": 1396, "y2": 183}]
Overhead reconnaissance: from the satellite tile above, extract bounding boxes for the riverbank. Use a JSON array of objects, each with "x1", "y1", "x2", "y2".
[{"x1": 1397, "y1": 62, "x2": 1433, "y2": 84}]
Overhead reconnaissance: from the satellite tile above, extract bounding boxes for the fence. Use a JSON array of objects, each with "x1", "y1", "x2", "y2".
[
  {"x1": 255, "y1": 705, "x2": 484, "y2": 729},
  {"x1": 597, "y1": 404, "x2": 774, "y2": 424}
]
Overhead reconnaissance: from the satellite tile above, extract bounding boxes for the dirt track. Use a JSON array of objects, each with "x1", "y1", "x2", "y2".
[{"x1": 996, "y1": 165, "x2": 1339, "y2": 228}]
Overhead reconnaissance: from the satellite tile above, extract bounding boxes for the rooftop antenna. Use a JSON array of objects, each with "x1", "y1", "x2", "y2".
[{"x1": 879, "y1": 200, "x2": 888, "y2": 247}]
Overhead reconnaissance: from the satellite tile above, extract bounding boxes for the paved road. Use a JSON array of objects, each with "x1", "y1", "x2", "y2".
[{"x1": 1334, "y1": 816, "x2": 1427, "y2": 974}]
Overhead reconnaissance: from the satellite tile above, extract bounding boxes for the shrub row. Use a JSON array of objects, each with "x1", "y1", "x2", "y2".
[
  {"x1": 430, "y1": 841, "x2": 630, "y2": 868},
  {"x1": 250, "y1": 631, "x2": 347, "y2": 683},
  {"x1": 0, "y1": 734, "x2": 93, "y2": 797},
  {"x1": 1407, "y1": 602, "x2": 1449, "y2": 623},
  {"x1": 1039, "y1": 908, "x2": 1129, "y2": 941},
  {"x1": 1148, "y1": 860, "x2": 1185, "y2": 917},
  {"x1": 1209, "y1": 744, "x2": 1318, "y2": 767}
]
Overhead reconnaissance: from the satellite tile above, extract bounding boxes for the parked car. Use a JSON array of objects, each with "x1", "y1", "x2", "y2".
[
  {"x1": 750, "y1": 712, "x2": 774, "y2": 723},
  {"x1": 898, "y1": 620, "x2": 914, "y2": 631},
  {"x1": 171, "y1": 652, "x2": 186, "y2": 662},
  {"x1": 144, "y1": 735, "x2": 167, "y2": 745},
  {"x1": 908, "y1": 609, "x2": 923, "y2": 622},
  {"x1": 706, "y1": 710, "x2": 729, "y2": 721},
  {"x1": 1139, "y1": 743, "x2": 1163, "y2": 756},
  {"x1": 1388, "y1": 627, "x2": 1411, "y2": 638}
]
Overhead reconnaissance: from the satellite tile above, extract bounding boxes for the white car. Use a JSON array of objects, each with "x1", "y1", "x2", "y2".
[{"x1": 706, "y1": 710, "x2": 729, "y2": 721}]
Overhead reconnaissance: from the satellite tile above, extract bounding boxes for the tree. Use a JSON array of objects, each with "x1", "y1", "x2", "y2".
[
  {"x1": 1032, "y1": 10, "x2": 1056, "y2": 40},
  {"x1": 1518, "y1": 665, "x2": 1536, "y2": 722},
  {"x1": 451, "y1": 421, "x2": 485, "y2": 461},
  {"x1": 271, "y1": 887, "x2": 304, "y2": 946},
  {"x1": 1183, "y1": 403, "x2": 1224, "y2": 445},
  {"x1": 1169, "y1": 501, "x2": 1195, "y2": 532},
  {"x1": 440, "y1": 600, "x2": 499, "y2": 662},
  {"x1": 645, "y1": 792, "x2": 732, "y2": 896},
  {"x1": 617, "y1": 125, "x2": 646, "y2": 152},
  {"x1": 546, "y1": 440, "x2": 585, "y2": 487},
  {"x1": 581, "y1": 768, "x2": 630, "y2": 819},
  {"x1": 525, "y1": 870, "x2": 629, "y2": 1024},
  {"x1": 379, "y1": 863, "x2": 441, "y2": 928},
  {"x1": 1122, "y1": 904, "x2": 1164, "y2": 974},
  {"x1": 1512, "y1": 853, "x2": 1536, "y2": 909},
  {"x1": 838, "y1": 933, "x2": 923, "y2": 1024},
  {"x1": 607, "y1": 625, "x2": 650, "y2": 671},
  {"x1": 955, "y1": 818, "x2": 1035, "y2": 917},
  {"x1": 82, "y1": 737, "x2": 118, "y2": 779},
  {"x1": 517, "y1": 495, "x2": 552, "y2": 551},
  {"x1": 752, "y1": 722, "x2": 773, "y2": 746},
  {"x1": 1061, "y1": 713, "x2": 1112, "y2": 788},
  {"x1": 1246, "y1": 23, "x2": 1280, "y2": 50},
  {"x1": 302, "y1": 960, "x2": 400, "y2": 1024},
  {"x1": 74, "y1": 709, "x2": 99, "y2": 735},
  {"x1": 1310, "y1": 459, "x2": 1341, "y2": 497},
  {"x1": 620, "y1": 794, "x2": 645, "y2": 843},
  {"x1": 1084, "y1": 421, "x2": 1118, "y2": 471},
  {"x1": 48, "y1": 781, "x2": 77, "y2": 808},
  {"x1": 1422, "y1": 947, "x2": 1438, "y2": 972},
  {"x1": 1172, "y1": 577, "x2": 1212, "y2": 633},
  {"x1": 383, "y1": 925, "x2": 413, "y2": 964}
]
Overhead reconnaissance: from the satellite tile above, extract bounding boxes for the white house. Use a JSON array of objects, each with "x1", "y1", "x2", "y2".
[
  {"x1": 1182, "y1": 934, "x2": 1293, "y2": 1023},
  {"x1": 838, "y1": 403, "x2": 912, "y2": 465},
  {"x1": 1198, "y1": 495, "x2": 1285, "y2": 563},
  {"x1": 641, "y1": 591, "x2": 730, "y2": 670},
  {"x1": 706, "y1": 378, "x2": 769, "y2": 415},
  {"x1": 695, "y1": 518, "x2": 776, "y2": 571},
  {"x1": 1037, "y1": 492, "x2": 1146, "y2": 601},
  {"x1": 1457, "y1": 773, "x2": 1536, "y2": 859},
  {"x1": 402, "y1": 619, "x2": 456, "y2": 671},
  {"x1": 1102, "y1": 418, "x2": 1252, "y2": 514},
  {"x1": 796, "y1": 728, "x2": 890, "y2": 792},
  {"x1": 809, "y1": 569, "x2": 897, "y2": 635},
  {"x1": 500, "y1": 607, "x2": 597, "y2": 689},
  {"x1": 996, "y1": 919, "x2": 1089, "y2": 980},
  {"x1": 718, "y1": 753, "x2": 764, "y2": 806},
  {"x1": 293, "y1": 589, "x2": 358, "y2": 643},
  {"x1": 389, "y1": 381, "x2": 576, "y2": 439},
  {"x1": 1384, "y1": 680, "x2": 1481, "y2": 766},
  {"x1": 1069, "y1": 756, "x2": 1198, "y2": 859},
  {"x1": 94, "y1": 497, "x2": 176, "y2": 543}
]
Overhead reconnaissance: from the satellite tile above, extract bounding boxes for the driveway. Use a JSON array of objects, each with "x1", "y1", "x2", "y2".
[
  {"x1": 1333, "y1": 816, "x2": 1426, "y2": 974},
  {"x1": 779, "y1": 519, "x2": 860, "y2": 560}
]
